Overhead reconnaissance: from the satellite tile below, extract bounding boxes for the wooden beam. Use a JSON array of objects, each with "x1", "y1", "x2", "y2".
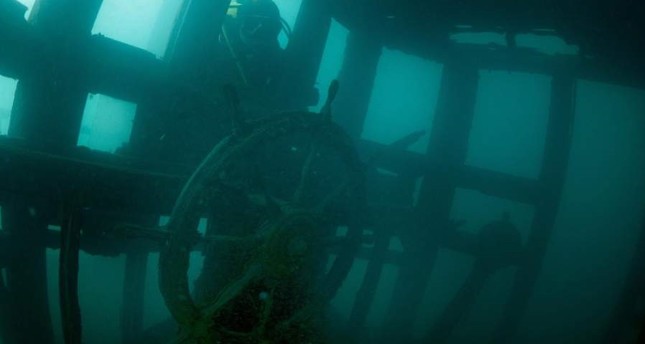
[
  {"x1": 490, "y1": 73, "x2": 576, "y2": 343},
  {"x1": 0, "y1": 138, "x2": 186, "y2": 215},
  {"x1": 382, "y1": 62, "x2": 479, "y2": 342},
  {"x1": 330, "y1": 0, "x2": 557, "y2": 36},
  {"x1": 2, "y1": 199, "x2": 54, "y2": 344},
  {"x1": 278, "y1": 0, "x2": 333, "y2": 108},
  {"x1": 0, "y1": 263, "x2": 11, "y2": 342},
  {"x1": 0, "y1": 2, "x2": 39, "y2": 79},
  {"x1": 457, "y1": 164, "x2": 539, "y2": 205},
  {"x1": 333, "y1": 31, "x2": 382, "y2": 138},
  {"x1": 390, "y1": 43, "x2": 645, "y2": 91},
  {"x1": 426, "y1": 261, "x2": 493, "y2": 343},
  {"x1": 1, "y1": 226, "x2": 411, "y2": 265},
  {"x1": 359, "y1": 140, "x2": 540, "y2": 204},
  {"x1": 84, "y1": 35, "x2": 166, "y2": 103},
  {"x1": 347, "y1": 222, "x2": 392, "y2": 337},
  {"x1": 330, "y1": 0, "x2": 645, "y2": 90},
  {"x1": 59, "y1": 195, "x2": 83, "y2": 344},
  {"x1": 8, "y1": 0, "x2": 103, "y2": 149},
  {"x1": 602, "y1": 211, "x2": 645, "y2": 343},
  {"x1": 121, "y1": 251, "x2": 149, "y2": 344},
  {"x1": 166, "y1": 0, "x2": 230, "y2": 75},
  {"x1": 128, "y1": 0, "x2": 230, "y2": 164}
]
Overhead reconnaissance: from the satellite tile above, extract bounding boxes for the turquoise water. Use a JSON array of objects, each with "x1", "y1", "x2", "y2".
[{"x1": 0, "y1": 1, "x2": 644, "y2": 343}]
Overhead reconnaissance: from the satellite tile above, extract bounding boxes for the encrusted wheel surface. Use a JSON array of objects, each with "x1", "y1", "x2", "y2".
[{"x1": 159, "y1": 111, "x2": 365, "y2": 343}]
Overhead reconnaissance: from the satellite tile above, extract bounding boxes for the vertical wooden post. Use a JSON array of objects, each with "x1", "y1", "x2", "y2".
[
  {"x1": 121, "y1": 251, "x2": 149, "y2": 344},
  {"x1": 278, "y1": 0, "x2": 332, "y2": 109},
  {"x1": 602, "y1": 211, "x2": 645, "y2": 343},
  {"x1": 347, "y1": 223, "x2": 392, "y2": 337},
  {"x1": 2, "y1": 199, "x2": 54, "y2": 344},
  {"x1": 490, "y1": 74, "x2": 576, "y2": 343},
  {"x1": 426, "y1": 261, "x2": 491, "y2": 342},
  {"x1": 381, "y1": 62, "x2": 479, "y2": 342},
  {"x1": 333, "y1": 31, "x2": 382, "y2": 139},
  {"x1": 60, "y1": 195, "x2": 83, "y2": 344},
  {"x1": 8, "y1": 0, "x2": 102, "y2": 149},
  {"x1": 0, "y1": 265, "x2": 10, "y2": 342},
  {"x1": 4, "y1": 2, "x2": 102, "y2": 342},
  {"x1": 129, "y1": 0, "x2": 231, "y2": 163},
  {"x1": 166, "y1": 0, "x2": 230, "y2": 74},
  {"x1": 124, "y1": 1, "x2": 230, "y2": 334}
]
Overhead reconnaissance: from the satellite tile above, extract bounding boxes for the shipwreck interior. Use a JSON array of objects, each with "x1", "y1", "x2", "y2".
[{"x1": 0, "y1": 0, "x2": 644, "y2": 343}]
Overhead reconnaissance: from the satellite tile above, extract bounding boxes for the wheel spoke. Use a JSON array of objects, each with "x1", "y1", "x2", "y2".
[
  {"x1": 256, "y1": 286, "x2": 276, "y2": 337},
  {"x1": 160, "y1": 111, "x2": 364, "y2": 342},
  {"x1": 292, "y1": 140, "x2": 320, "y2": 207},
  {"x1": 314, "y1": 175, "x2": 350, "y2": 213},
  {"x1": 201, "y1": 264, "x2": 264, "y2": 319}
]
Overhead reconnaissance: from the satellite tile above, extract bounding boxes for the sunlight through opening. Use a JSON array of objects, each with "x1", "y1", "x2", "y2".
[
  {"x1": 92, "y1": 0, "x2": 185, "y2": 58},
  {"x1": 0, "y1": 75, "x2": 18, "y2": 135},
  {"x1": 77, "y1": 94, "x2": 136, "y2": 153}
]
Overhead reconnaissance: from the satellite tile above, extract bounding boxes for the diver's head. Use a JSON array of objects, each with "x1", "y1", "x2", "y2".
[{"x1": 236, "y1": 0, "x2": 282, "y2": 45}]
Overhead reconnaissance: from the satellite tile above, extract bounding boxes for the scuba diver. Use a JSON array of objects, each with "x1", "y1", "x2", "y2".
[{"x1": 221, "y1": 0, "x2": 287, "y2": 106}]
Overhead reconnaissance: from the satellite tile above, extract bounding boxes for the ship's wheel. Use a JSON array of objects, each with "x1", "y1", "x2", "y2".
[{"x1": 158, "y1": 83, "x2": 365, "y2": 343}]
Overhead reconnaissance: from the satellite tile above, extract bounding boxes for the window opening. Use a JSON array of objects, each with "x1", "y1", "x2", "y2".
[
  {"x1": 361, "y1": 49, "x2": 442, "y2": 154},
  {"x1": 77, "y1": 94, "x2": 136, "y2": 153},
  {"x1": 16, "y1": 0, "x2": 36, "y2": 20},
  {"x1": 0, "y1": 76, "x2": 18, "y2": 135},
  {"x1": 466, "y1": 71, "x2": 550, "y2": 179},
  {"x1": 309, "y1": 20, "x2": 349, "y2": 112},
  {"x1": 92, "y1": 0, "x2": 185, "y2": 58},
  {"x1": 272, "y1": 0, "x2": 302, "y2": 48}
]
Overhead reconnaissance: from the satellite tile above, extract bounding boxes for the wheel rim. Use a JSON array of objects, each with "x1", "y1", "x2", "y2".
[{"x1": 159, "y1": 111, "x2": 365, "y2": 342}]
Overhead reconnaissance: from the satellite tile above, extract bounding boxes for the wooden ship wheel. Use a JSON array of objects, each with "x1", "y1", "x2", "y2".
[
  {"x1": 1, "y1": 1, "x2": 644, "y2": 343},
  {"x1": 158, "y1": 82, "x2": 366, "y2": 343}
]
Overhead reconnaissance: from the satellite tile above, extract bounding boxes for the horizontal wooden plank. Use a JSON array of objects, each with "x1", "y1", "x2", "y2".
[
  {"x1": 0, "y1": 23, "x2": 169, "y2": 103},
  {"x1": 0, "y1": 137, "x2": 189, "y2": 214},
  {"x1": 359, "y1": 140, "x2": 540, "y2": 204},
  {"x1": 330, "y1": 0, "x2": 645, "y2": 89}
]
